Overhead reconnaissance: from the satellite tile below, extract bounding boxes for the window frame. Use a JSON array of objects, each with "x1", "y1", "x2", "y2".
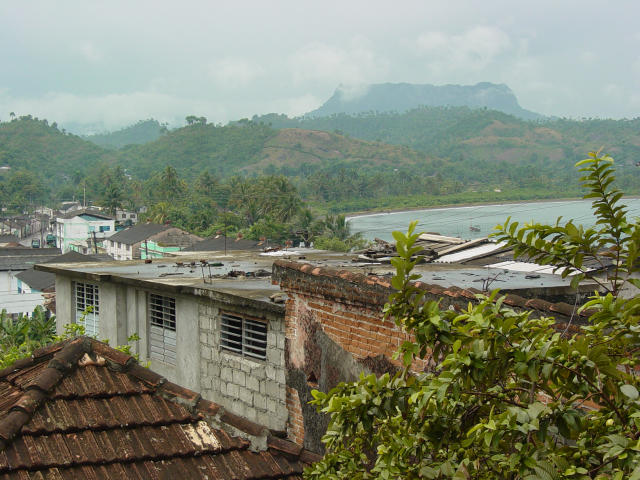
[
  {"x1": 74, "y1": 281, "x2": 100, "y2": 337},
  {"x1": 148, "y1": 293, "x2": 177, "y2": 365},
  {"x1": 220, "y1": 311, "x2": 268, "y2": 361}
]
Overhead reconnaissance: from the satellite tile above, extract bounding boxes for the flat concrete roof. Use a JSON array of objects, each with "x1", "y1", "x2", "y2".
[
  {"x1": 35, "y1": 248, "x2": 590, "y2": 309},
  {"x1": 35, "y1": 249, "x2": 354, "y2": 311}
]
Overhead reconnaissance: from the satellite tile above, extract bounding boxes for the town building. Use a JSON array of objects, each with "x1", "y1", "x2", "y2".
[
  {"x1": 36, "y1": 252, "x2": 289, "y2": 431},
  {"x1": 35, "y1": 245, "x2": 595, "y2": 453},
  {"x1": 0, "y1": 336, "x2": 317, "y2": 478},
  {"x1": 0, "y1": 247, "x2": 60, "y2": 316},
  {"x1": 104, "y1": 223, "x2": 201, "y2": 260},
  {"x1": 54, "y1": 209, "x2": 115, "y2": 254},
  {"x1": 15, "y1": 251, "x2": 110, "y2": 315},
  {"x1": 115, "y1": 208, "x2": 139, "y2": 225}
]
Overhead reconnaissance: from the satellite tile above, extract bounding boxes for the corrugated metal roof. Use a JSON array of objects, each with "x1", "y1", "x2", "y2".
[
  {"x1": 487, "y1": 260, "x2": 577, "y2": 276},
  {"x1": 435, "y1": 242, "x2": 504, "y2": 263}
]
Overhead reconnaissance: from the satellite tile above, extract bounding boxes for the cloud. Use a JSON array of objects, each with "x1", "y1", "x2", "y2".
[
  {"x1": 288, "y1": 39, "x2": 388, "y2": 88},
  {"x1": 208, "y1": 58, "x2": 263, "y2": 88},
  {"x1": 280, "y1": 94, "x2": 323, "y2": 117},
  {"x1": 415, "y1": 26, "x2": 511, "y2": 76},
  {"x1": 0, "y1": 90, "x2": 228, "y2": 132},
  {"x1": 77, "y1": 42, "x2": 102, "y2": 63}
]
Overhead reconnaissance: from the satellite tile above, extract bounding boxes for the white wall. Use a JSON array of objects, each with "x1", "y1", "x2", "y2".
[
  {"x1": 0, "y1": 271, "x2": 44, "y2": 315},
  {"x1": 105, "y1": 240, "x2": 133, "y2": 260}
]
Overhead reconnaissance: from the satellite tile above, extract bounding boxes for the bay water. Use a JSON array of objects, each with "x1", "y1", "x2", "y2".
[{"x1": 347, "y1": 198, "x2": 640, "y2": 242}]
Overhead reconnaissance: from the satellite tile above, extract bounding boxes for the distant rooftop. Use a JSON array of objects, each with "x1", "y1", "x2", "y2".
[{"x1": 107, "y1": 223, "x2": 170, "y2": 245}]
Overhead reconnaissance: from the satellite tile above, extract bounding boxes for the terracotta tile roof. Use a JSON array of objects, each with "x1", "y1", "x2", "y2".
[
  {"x1": 0, "y1": 337, "x2": 316, "y2": 479},
  {"x1": 273, "y1": 259, "x2": 592, "y2": 323}
]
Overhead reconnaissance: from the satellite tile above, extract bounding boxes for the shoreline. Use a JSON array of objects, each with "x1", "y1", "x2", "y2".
[{"x1": 345, "y1": 195, "x2": 640, "y2": 220}]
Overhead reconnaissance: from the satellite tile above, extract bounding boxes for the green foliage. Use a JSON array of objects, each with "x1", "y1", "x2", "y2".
[
  {"x1": 0, "y1": 307, "x2": 56, "y2": 368},
  {"x1": 84, "y1": 119, "x2": 164, "y2": 149},
  {"x1": 493, "y1": 152, "x2": 639, "y2": 296},
  {"x1": 306, "y1": 153, "x2": 640, "y2": 479},
  {"x1": 311, "y1": 214, "x2": 368, "y2": 252},
  {"x1": 0, "y1": 306, "x2": 143, "y2": 369}
]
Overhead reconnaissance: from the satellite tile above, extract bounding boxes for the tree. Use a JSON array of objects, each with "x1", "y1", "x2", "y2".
[{"x1": 306, "y1": 152, "x2": 640, "y2": 479}]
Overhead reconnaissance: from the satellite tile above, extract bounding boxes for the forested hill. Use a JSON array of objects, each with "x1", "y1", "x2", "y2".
[
  {"x1": 0, "y1": 116, "x2": 433, "y2": 184},
  {"x1": 251, "y1": 108, "x2": 640, "y2": 168},
  {"x1": 115, "y1": 121, "x2": 431, "y2": 179},
  {"x1": 307, "y1": 82, "x2": 543, "y2": 120},
  {"x1": 84, "y1": 119, "x2": 164, "y2": 149},
  {"x1": 2, "y1": 112, "x2": 640, "y2": 214},
  {"x1": 0, "y1": 116, "x2": 112, "y2": 183}
]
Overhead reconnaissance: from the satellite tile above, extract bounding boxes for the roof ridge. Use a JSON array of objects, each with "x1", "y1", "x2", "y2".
[
  {"x1": 0, "y1": 336, "x2": 318, "y2": 466},
  {"x1": 0, "y1": 337, "x2": 89, "y2": 450}
]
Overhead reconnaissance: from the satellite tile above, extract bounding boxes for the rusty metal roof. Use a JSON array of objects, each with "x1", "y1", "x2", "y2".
[{"x1": 0, "y1": 338, "x2": 315, "y2": 479}]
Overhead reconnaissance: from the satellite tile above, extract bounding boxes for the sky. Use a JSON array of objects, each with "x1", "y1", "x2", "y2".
[{"x1": 1, "y1": 0, "x2": 639, "y2": 132}]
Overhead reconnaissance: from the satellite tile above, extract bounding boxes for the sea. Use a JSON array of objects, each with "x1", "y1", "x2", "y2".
[{"x1": 347, "y1": 198, "x2": 640, "y2": 242}]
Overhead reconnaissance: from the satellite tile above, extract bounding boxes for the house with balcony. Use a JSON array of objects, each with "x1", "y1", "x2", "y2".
[{"x1": 54, "y1": 209, "x2": 115, "y2": 254}]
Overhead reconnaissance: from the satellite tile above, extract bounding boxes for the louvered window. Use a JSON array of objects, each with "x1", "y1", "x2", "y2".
[
  {"x1": 221, "y1": 313, "x2": 267, "y2": 360},
  {"x1": 75, "y1": 282, "x2": 99, "y2": 336},
  {"x1": 149, "y1": 294, "x2": 177, "y2": 365}
]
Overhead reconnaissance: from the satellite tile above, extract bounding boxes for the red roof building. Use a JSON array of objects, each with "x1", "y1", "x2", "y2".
[{"x1": 0, "y1": 337, "x2": 317, "y2": 479}]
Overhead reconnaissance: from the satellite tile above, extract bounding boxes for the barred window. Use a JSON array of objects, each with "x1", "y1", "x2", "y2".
[
  {"x1": 221, "y1": 313, "x2": 267, "y2": 360},
  {"x1": 75, "y1": 282, "x2": 99, "y2": 337},
  {"x1": 149, "y1": 294, "x2": 176, "y2": 365}
]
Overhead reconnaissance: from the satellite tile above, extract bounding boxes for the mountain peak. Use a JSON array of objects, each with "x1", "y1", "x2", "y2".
[{"x1": 307, "y1": 82, "x2": 542, "y2": 120}]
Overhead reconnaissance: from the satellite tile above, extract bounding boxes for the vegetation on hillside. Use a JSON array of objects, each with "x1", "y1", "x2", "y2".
[
  {"x1": 3, "y1": 111, "x2": 640, "y2": 247},
  {"x1": 306, "y1": 153, "x2": 640, "y2": 479},
  {"x1": 84, "y1": 119, "x2": 165, "y2": 149}
]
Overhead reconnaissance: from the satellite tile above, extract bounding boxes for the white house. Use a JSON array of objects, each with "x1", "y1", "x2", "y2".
[{"x1": 55, "y1": 209, "x2": 115, "y2": 254}]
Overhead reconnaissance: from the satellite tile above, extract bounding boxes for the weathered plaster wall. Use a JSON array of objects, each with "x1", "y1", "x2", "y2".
[
  {"x1": 198, "y1": 299, "x2": 288, "y2": 431},
  {"x1": 54, "y1": 275, "x2": 72, "y2": 335}
]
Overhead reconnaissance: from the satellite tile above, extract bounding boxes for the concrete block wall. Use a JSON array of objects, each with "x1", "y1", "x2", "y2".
[{"x1": 198, "y1": 300, "x2": 288, "y2": 432}]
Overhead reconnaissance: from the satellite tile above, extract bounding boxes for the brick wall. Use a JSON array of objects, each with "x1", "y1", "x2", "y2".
[
  {"x1": 287, "y1": 293, "x2": 416, "y2": 367},
  {"x1": 273, "y1": 260, "x2": 584, "y2": 449},
  {"x1": 198, "y1": 300, "x2": 288, "y2": 431},
  {"x1": 286, "y1": 386, "x2": 305, "y2": 445},
  {"x1": 274, "y1": 261, "x2": 439, "y2": 450}
]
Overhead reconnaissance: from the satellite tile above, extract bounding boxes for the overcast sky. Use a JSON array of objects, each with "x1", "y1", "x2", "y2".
[{"x1": 1, "y1": 0, "x2": 638, "y2": 132}]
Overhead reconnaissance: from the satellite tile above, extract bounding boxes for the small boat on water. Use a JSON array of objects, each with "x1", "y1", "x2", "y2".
[{"x1": 470, "y1": 225, "x2": 481, "y2": 232}]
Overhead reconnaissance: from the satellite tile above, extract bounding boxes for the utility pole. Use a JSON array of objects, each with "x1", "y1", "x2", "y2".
[{"x1": 83, "y1": 184, "x2": 86, "y2": 208}]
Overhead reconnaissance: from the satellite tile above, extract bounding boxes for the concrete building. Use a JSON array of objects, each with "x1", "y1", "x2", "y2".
[
  {"x1": 36, "y1": 252, "x2": 288, "y2": 431},
  {"x1": 36, "y1": 246, "x2": 595, "y2": 452},
  {"x1": 54, "y1": 209, "x2": 115, "y2": 254},
  {"x1": 0, "y1": 247, "x2": 60, "y2": 315},
  {"x1": 104, "y1": 223, "x2": 201, "y2": 260},
  {"x1": 115, "y1": 208, "x2": 139, "y2": 225}
]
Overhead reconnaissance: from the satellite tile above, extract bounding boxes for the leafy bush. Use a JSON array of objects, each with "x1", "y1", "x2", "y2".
[{"x1": 306, "y1": 152, "x2": 640, "y2": 479}]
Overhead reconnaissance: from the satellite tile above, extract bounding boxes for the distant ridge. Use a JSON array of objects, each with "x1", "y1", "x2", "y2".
[
  {"x1": 84, "y1": 119, "x2": 164, "y2": 149},
  {"x1": 307, "y1": 82, "x2": 543, "y2": 120}
]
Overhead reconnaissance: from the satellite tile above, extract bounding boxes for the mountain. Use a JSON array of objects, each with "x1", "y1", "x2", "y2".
[
  {"x1": 0, "y1": 116, "x2": 112, "y2": 184},
  {"x1": 115, "y1": 121, "x2": 430, "y2": 180},
  {"x1": 307, "y1": 82, "x2": 543, "y2": 120},
  {"x1": 84, "y1": 119, "x2": 165, "y2": 149},
  {"x1": 252, "y1": 107, "x2": 640, "y2": 167}
]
